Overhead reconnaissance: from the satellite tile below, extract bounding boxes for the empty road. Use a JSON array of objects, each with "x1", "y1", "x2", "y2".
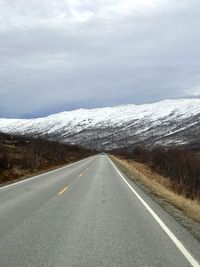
[{"x1": 0, "y1": 155, "x2": 200, "y2": 267}]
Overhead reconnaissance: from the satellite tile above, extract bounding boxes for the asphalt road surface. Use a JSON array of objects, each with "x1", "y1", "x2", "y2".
[{"x1": 0, "y1": 155, "x2": 200, "y2": 267}]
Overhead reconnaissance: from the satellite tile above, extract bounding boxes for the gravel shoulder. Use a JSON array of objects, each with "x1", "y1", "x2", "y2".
[{"x1": 111, "y1": 156, "x2": 200, "y2": 242}]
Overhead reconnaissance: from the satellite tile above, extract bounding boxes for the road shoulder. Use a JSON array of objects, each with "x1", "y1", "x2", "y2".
[{"x1": 110, "y1": 155, "x2": 200, "y2": 242}]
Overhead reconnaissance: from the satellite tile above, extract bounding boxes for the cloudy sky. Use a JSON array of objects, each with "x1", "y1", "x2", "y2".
[{"x1": 0, "y1": 0, "x2": 200, "y2": 118}]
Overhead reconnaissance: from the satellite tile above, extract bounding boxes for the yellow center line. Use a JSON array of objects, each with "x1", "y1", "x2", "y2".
[
  {"x1": 58, "y1": 186, "x2": 68, "y2": 195},
  {"x1": 79, "y1": 165, "x2": 92, "y2": 176}
]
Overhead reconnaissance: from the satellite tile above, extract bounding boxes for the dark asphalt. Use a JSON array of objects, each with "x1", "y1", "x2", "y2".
[{"x1": 0, "y1": 155, "x2": 199, "y2": 267}]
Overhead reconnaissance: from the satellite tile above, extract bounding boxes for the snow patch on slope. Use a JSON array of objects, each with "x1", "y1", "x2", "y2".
[{"x1": 0, "y1": 99, "x2": 199, "y2": 148}]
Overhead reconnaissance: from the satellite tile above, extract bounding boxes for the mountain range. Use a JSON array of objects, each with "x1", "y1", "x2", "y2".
[{"x1": 0, "y1": 99, "x2": 199, "y2": 150}]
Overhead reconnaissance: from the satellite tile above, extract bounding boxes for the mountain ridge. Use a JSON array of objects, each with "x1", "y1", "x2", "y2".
[{"x1": 0, "y1": 98, "x2": 199, "y2": 149}]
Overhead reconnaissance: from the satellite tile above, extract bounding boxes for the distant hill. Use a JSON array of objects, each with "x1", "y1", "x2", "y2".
[{"x1": 0, "y1": 99, "x2": 199, "y2": 149}]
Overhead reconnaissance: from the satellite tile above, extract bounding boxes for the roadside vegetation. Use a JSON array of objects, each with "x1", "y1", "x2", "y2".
[
  {"x1": 110, "y1": 146, "x2": 200, "y2": 223},
  {"x1": 0, "y1": 132, "x2": 93, "y2": 185}
]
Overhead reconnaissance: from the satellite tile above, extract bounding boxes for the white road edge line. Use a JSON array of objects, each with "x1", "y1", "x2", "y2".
[
  {"x1": 108, "y1": 156, "x2": 200, "y2": 267},
  {"x1": 0, "y1": 156, "x2": 93, "y2": 191}
]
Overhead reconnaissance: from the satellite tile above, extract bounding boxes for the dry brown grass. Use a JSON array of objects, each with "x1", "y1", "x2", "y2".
[{"x1": 111, "y1": 156, "x2": 200, "y2": 224}]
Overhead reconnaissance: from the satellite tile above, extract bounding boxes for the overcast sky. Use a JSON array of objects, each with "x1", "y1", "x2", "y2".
[{"x1": 0, "y1": 0, "x2": 200, "y2": 118}]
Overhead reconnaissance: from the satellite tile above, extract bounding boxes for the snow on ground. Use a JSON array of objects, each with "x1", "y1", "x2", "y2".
[{"x1": 0, "y1": 98, "x2": 199, "y2": 148}]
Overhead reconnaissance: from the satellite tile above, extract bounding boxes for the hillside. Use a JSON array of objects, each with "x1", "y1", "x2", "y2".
[
  {"x1": 0, "y1": 99, "x2": 199, "y2": 149},
  {"x1": 0, "y1": 133, "x2": 92, "y2": 184}
]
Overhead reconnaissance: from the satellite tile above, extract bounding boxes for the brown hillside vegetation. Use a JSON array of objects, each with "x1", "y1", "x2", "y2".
[
  {"x1": 0, "y1": 132, "x2": 93, "y2": 184},
  {"x1": 111, "y1": 146, "x2": 200, "y2": 200},
  {"x1": 110, "y1": 145, "x2": 200, "y2": 224},
  {"x1": 111, "y1": 155, "x2": 200, "y2": 224}
]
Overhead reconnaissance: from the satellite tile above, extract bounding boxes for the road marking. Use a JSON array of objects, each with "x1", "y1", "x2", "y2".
[
  {"x1": 108, "y1": 157, "x2": 200, "y2": 267},
  {"x1": 0, "y1": 156, "x2": 93, "y2": 191},
  {"x1": 58, "y1": 186, "x2": 68, "y2": 195}
]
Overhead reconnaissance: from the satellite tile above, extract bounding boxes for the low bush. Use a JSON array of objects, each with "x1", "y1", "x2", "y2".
[{"x1": 111, "y1": 146, "x2": 200, "y2": 200}]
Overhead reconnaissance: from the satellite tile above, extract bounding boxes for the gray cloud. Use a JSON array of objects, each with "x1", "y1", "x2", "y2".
[{"x1": 0, "y1": 0, "x2": 200, "y2": 118}]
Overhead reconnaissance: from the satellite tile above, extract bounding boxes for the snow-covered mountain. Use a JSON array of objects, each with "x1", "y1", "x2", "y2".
[{"x1": 0, "y1": 99, "x2": 199, "y2": 149}]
